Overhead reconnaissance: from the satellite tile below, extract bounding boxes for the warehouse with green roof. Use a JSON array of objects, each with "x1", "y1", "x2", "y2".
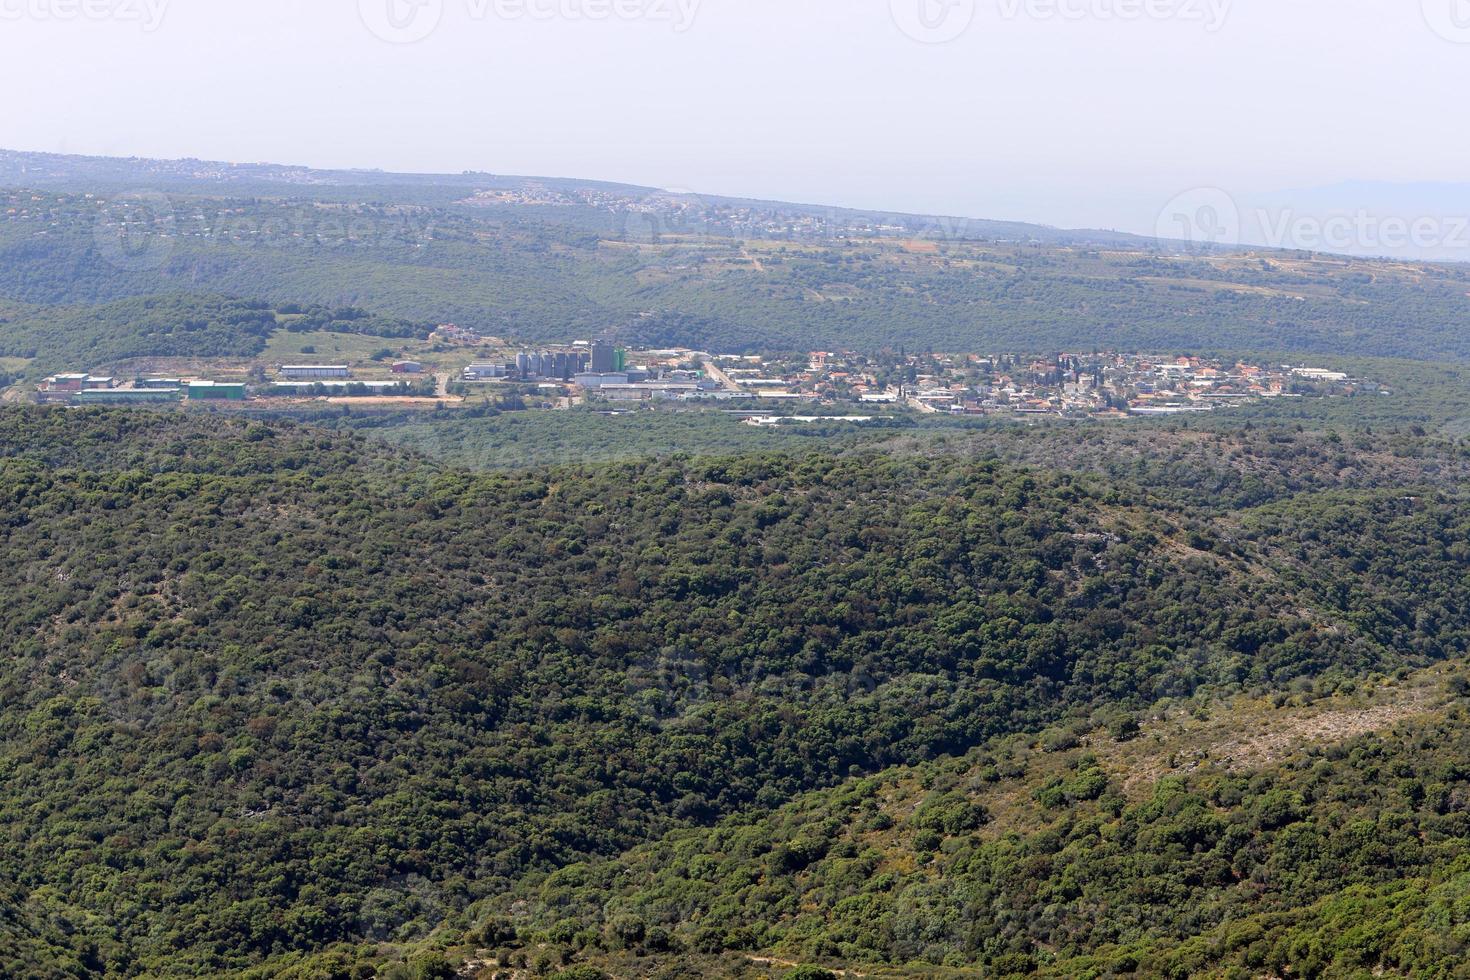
[{"x1": 187, "y1": 382, "x2": 248, "y2": 401}]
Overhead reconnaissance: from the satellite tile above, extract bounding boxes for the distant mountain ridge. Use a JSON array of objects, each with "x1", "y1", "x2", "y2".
[{"x1": 0, "y1": 147, "x2": 1149, "y2": 247}]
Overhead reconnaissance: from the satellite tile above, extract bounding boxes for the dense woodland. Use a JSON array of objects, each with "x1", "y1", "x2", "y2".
[
  {"x1": 0, "y1": 292, "x2": 431, "y2": 376},
  {"x1": 493, "y1": 676, "x2": 1470, "y2": 979},
  {"x1": 2, "y1": 410, "x2": 1470, "y2": 977}
]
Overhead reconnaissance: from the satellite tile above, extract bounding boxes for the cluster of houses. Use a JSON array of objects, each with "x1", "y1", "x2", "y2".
[
  {"x1": 35, "y1": 345, "x2": 1368, "y2": 419},
  {"x1": 453, "y1": 344, "x2": 1369, "y2": 416},
  {"x1": 699, "y1": 352, "x2": 1371, "y2": 418},
  {"x1": 431, "y1": 323, "x2": 500, "y2": 347}
]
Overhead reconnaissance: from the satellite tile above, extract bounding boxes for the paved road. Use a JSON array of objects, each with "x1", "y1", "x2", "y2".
[
  {"x1": 907, "y1": 396, "x2": 940, "y2": 414},
  {"x1": 699, "y1": 356, "x2": 744, "y2": 392}
]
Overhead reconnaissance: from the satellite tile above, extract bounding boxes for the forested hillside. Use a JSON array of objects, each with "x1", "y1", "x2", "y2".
[
  {"x1": 6, "y1": 186, "x2": 1470, "y2": 360},
  {"x1": 3, "y1": 409, "x2": 1470, "y2": 977},
  {"x1": 491, "y1": 664, "x2": 1470, "y2": 978},
  {"x1": 0, "y1": 293, "x2": 431, "y2": 375}
]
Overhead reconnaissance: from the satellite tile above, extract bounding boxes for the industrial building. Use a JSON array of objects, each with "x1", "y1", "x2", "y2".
[
  {"x1": 591, "y1": 340, "x2": 617, "y2": 374},
  {"x1": 509, "y1": 350, "x2": 588, "y2": 380},
  {"x1": 597, "y1": 383, "x2": 702, "y2": 402},
  {"x1": 280, "y1": 365, "x2": 351, "y2": 380},
  {"x1": 268, "y1": 380, "x2": 410, "y2": 394},
  {"x1": 574, "y1": 372, "x2": 630, "y2": 388},
  {"x1": 76, "y1": 388, "x2": 182, "y2": 404},
  {"x1": 41, "y1": 374, "x2": 115, "y2": 393},
  {"x1": 187, "y1": 382, "x2": 248, "y2": 401},
  {"x1": 464, "y1": 363, "x2": 509, "y2": 381}
]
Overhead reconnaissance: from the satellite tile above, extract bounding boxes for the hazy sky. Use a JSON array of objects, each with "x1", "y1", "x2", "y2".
[{"x1": 3, "y1": 0, "x2": 1469, "y2": 237}]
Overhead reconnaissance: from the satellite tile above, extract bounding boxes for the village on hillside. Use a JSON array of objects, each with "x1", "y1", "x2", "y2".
[{"x1": 33, "y1": 325, "x2": 1376, "y2": 420}]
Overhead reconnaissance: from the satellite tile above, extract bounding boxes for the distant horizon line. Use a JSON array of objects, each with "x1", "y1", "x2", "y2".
[{"x1": 8, "y1": 144, "x2": 1470, "y2": 264}]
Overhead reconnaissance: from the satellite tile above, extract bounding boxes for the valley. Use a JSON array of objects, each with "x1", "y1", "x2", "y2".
[{"x1": 4, "y1": 150, "x2": 1470, "y2": 979}]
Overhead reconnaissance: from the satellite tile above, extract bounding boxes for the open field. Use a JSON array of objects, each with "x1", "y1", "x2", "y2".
[
  {"x1": 261, "y1": 330, "x2": 411, "y2": 366},
  {"x1": 262, "y1": 331, "x2": 513, "y2": 376}
]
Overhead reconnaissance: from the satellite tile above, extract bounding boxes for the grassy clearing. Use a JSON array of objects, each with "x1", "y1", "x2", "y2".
[
  {"x1": 263, "y1": 331, "x2": 511, "y2": 376},
  {"x1": 262, "y1": 330, "x2": 406, "y2": 365},
  {"x1": 904, "y1": 660, "x2": 1459, "y2": 844}
]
